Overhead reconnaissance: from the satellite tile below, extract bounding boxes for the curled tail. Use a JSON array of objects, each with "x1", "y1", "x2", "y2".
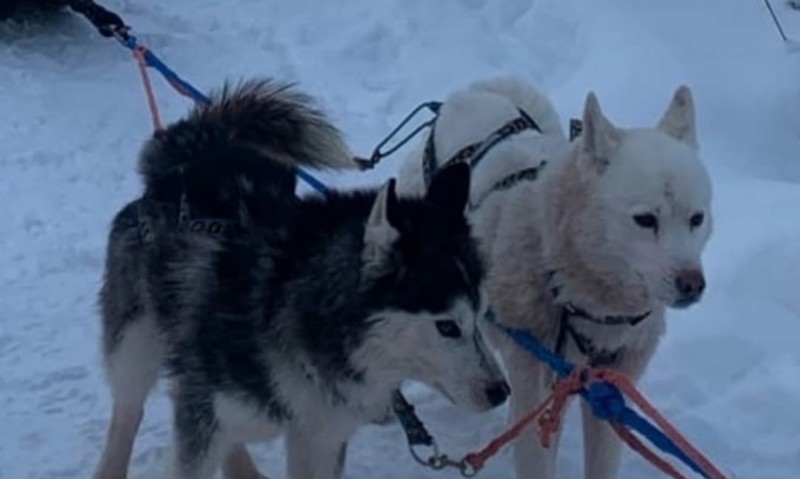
[
  {"x1": 136, "y1": 78, "x2": 355, "y2": 220},
  {"x1": 138, "y1": 78, "x2": 355, "y2": 194}
]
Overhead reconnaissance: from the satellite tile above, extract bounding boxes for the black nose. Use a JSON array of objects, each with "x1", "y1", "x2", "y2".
[
  {"x1": 485, "y1": 381, "x2": 510, "y2": 407},
  {"x1": 674, "y1": 269, "x2": 706, "y2": 304}
]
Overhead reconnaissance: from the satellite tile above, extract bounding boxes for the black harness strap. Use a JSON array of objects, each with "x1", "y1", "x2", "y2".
[
  {"x1": 469, "y1": 161, "x2": 548, "y2": 211},
  {"x1": 135, "y1": 200, "x2": 152, "y2": 244},
  {"x1": 545, "y1": 269, "x2": 651, "y2": 327},
  {"x1": 66, "y1": 0, "x2": 129, "y2": 38},
  {"x1": 179, "y1": 217, "x2": 239, "y2": 236},
  {"x1": 568, "y1": 326, "x2": 623, "y2": 367},
  {"x1": 422, "y1": 110, "x2": 542, "y2": 187},
  {"x1": 465, "y1": 114, "x2": 540, "y2": 171},
  {"x1": 569, "y1": 118, "x2": 584, "y2": 141},
  {"x1": 554, "y1": 307, "x2": 624, "y2": 368},
  {"x1": 562, "y1": 303, "x2": 650, "y2": 327},
  {"x1": 136, "y1": 189, "x2": 241, "y2": 245},
  {"x1": 547, "y1": 269, "x2": 649, "y2": 367},
  {"x1": 421, "y1": 122, "x2": 441, "y2": 188},
  {"x1": 176, "y1": 191, "x2": 240, "y2": 237},
  {"x1": 438, "y1": 139, "x2": 484, "y2": 176},
  {"x1": 392, "y1": 391, "x2": 435, "y2": 448},
  {"x1": 550, "y1": 282, "x2": 650, "y2": 367}
]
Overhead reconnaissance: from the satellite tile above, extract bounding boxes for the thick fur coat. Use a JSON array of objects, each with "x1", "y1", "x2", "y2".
[
  {"x1": 93, "y1": 79, "x2": 509, "y2": 479},
  {"x1": 397, "y1": 76, "x2": 713, "y2": 479}
]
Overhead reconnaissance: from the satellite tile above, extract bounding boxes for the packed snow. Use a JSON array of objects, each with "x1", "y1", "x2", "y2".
[{"x1": 1, "y1": 0, "x2": 799, "y2": 478}]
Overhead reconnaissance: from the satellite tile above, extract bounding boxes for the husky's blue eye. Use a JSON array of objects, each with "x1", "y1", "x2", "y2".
[
  {"x1": 435, "y1": 320, "x2": 462, "y2": 339},
  {"x1": 689, "y1": 212, "x2": 704, "y2": 229},
  {"x1": 633, "y1": 213, "x2": 658, "y2": 231}
]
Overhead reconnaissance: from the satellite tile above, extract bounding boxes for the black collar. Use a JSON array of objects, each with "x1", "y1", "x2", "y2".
[
  {"x1": 555, "y1": 313, "x2": 623, "y2": 368},
  {"x1": 562, "y1": 302, "x2": 651, "y2": 326},
  {"x1": 546, "y1": 269, "x2": 651, "y2": 327},
  {"x1": 548, "y1": 270, "x2": 651, "y2": 367},
  {"x1": 556, "y1": 302, "x2": 647, "y2": 367}
]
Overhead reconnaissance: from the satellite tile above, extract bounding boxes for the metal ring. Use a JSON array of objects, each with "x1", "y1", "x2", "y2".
[
  {"x1": 408, "y1": 441, "x2": 440, "y2": 468},
  {"x1": 460, "y1": 461, "x2": 478, "y2": 478}
]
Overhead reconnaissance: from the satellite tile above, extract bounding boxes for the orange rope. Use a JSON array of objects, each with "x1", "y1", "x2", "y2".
[
  {"x1": 611, "y1": 421, "x2": 688, "y2": 479},
  {"x1": 464, "y1": 392, "x2": 551, "y2": 470},
  {"x1": 132, "y1": 45, "x2": 163, "y2": 131},
  {"x1": 537, "y1": 368, "x2": 585, "y2": 447},
  {"x1": 465, "y1": 369, "x2": 585, "y2": 470},
  {"x1": 589, "y1": 369, "x2": 729, "y2": 479},
  {"x1": 464, "y1": 367, "x2": 728, "y2": 479}
]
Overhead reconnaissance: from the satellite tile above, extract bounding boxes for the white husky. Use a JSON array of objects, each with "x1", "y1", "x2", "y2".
[{"x1": 396, "y1": 77, "x2": 713, "y2": 479}]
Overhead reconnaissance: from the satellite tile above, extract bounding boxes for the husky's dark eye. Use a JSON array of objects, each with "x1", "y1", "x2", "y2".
[
  {"x1": 689, "y1": 212, "x2": 704, "y2": 229},
  {"x1": 633, "y1": 213, "x2": 658, "y2": 231},
  {"x1": 435, "y1": 320, "x2": 462, "y2": 339}
]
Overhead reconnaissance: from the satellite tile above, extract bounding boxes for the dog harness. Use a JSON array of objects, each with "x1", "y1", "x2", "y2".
[
  {"x1": 421, "y1": 108, "x2": 549, "y2": 211},
  {"x1": 543, "y1": 268, "x2": 651, "y2": 367},
  {"x1": 135, "y1": 177, "x2": 242, "y2": 246},
  {"x1": 422, "y1": 109, "x2": 650, "y2": 368},
  {"x1": 554, "y1": 304, "x2": 651, "y2": 368}
]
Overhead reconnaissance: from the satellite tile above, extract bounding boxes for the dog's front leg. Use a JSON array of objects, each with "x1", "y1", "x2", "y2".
[
  {"x1": 580, "y1": 403, "x2": 622, "y2": 479},
  {"x1": 508, "y1": 351, "x2": 562, "y2": 479},
  {"x1": 286, "y1": 422, "x2": 349, "y2": 479},
  {"x1": 581, "y1": 346, "x2": 656, "y2": 479}
]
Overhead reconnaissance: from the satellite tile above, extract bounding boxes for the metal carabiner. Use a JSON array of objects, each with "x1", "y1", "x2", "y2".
[{"x1": 409, "y1": 441, "x2": 480, "y2": 477}]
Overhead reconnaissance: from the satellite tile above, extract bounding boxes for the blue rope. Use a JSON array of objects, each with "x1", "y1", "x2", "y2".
[
  {"x1": 294, "y1": 168, "x2": 330, "y2": 194},
  {"x1": 484, "y1": 309, "x2": 711, "y2": 478},
  {"x1": 119, "y1": 34, "x2": 329, "y2": 195}
]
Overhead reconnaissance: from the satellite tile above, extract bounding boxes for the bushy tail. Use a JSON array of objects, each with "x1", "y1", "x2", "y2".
[{"x1": 138, "y1": 78, "x2": 356, "y2": 190}]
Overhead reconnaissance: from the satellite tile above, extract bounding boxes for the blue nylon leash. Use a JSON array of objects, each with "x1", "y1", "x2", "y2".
[
  {"x1": 117, "y1": 33, "x2": 329, "y2": 195},
  {"x1": 485, "y1": 309, "x2": 711, "y2": 478}
]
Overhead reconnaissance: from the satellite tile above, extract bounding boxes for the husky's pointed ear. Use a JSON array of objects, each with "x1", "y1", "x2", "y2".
[
  {"x1": 657, "y1": 85, "x2": 697, "y2": 149},
  {"x1": 580, "y1": 91, "x2": 621, "y2": 174},
  {"x1": 425, "y1": 162, "x2": 471, "y2": 217},
  {"x1": 364, "y1": 179, "x2": 400, "y2": 263}
]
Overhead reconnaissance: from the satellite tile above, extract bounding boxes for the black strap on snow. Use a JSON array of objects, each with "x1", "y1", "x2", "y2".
[{"x1": 66, "y1": 0, "x2": 129, "y2": 38}]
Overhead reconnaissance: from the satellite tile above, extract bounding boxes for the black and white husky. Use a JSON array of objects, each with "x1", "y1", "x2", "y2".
[{"x1": 92, "y1": 79, "x2": 509, "y2": 479}]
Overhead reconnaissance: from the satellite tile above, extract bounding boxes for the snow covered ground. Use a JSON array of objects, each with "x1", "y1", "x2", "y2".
[{"x1": 1, "y1": 0, "x2": 799, "y2": 478}]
